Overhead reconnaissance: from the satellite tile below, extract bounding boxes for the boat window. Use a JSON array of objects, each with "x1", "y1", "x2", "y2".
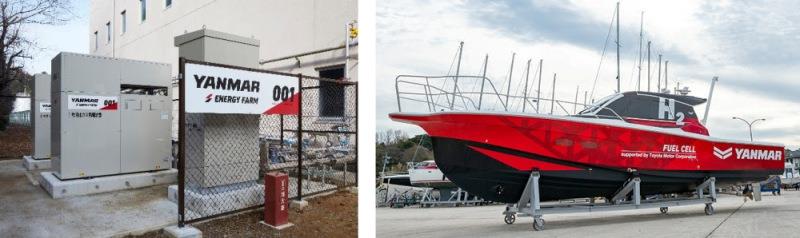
[
  {"x1": 603, "y1": 94, "x2": 699, "y2": 121},
  {"x1": 578, "y1": 94, "x2": 618, "y2": 115}
]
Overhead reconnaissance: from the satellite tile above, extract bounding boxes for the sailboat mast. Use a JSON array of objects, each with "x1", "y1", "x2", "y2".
[
  {"x1": 657, "y1": 54, "x2": 662, "y2": 92},
  {"x1": 523, "y1": 59, "x2": 531, "y2": 113},
  {"x1": 637, "y1": 11, "x2": 643, "y2": 91},
  {"x1": 537, "y1": 59, "x2": 543, "y2": 113},
  {"x1": 647, "y1": 41, "x2": 651, "y2": 92},
  {"x1": 615, "y1": 1, "x2": 621, "y2": 93}
]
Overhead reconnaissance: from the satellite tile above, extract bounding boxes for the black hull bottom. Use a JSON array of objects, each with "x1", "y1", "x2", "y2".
[{"x1": 433, "y1": 137, "x2": 779, "y2": 203}]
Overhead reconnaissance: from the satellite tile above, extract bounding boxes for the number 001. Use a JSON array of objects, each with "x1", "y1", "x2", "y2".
[{"x1": 272, "y1": 86, "x2": 296, "y2": 102}]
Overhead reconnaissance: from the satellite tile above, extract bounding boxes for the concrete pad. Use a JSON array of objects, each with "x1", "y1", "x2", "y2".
[
  {"x1": 377, "y1": 191, "x2": 800, "y2": 237},
  {"x1": 22, "y1": 155, "x2": 51, "y2": 170},
  {"x1": 0, "y1": 160, "x2": 178, "y2": 237},
  {"x1": 259, "y1": 221, "x2": 294, "y2": 230},
  {"x1": 164, "y1": 225, "x2": 202, "y2": 238},
  {"x1": 40, "y1": 169, "x2": 177, "y2": 199}
]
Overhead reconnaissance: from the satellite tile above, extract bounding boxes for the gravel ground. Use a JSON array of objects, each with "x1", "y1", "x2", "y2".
[
  {"x1": 129, "y1": 190, "x2": 357, "y2": 238},
  {"x1": 0, "y1": 125, "x2": 31, "y2": 160}
]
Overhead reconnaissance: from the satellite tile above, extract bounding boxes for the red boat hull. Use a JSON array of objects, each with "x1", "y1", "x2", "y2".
[{"x1": 390, "y1": 112, "x2": 784, "y2": 203}]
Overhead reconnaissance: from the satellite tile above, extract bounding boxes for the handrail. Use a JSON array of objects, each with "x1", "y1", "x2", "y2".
[{"x1": 395, "y1": 74, "x2": 589, "y2": 115}]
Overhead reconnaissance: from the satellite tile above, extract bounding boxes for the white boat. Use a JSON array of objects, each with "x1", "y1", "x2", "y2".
[{"x1": 408, "y1": 160, "x2": 456, "y2": 188}]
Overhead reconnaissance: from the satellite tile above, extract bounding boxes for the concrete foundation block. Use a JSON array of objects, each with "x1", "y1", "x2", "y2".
[
  {"x1": 348, "y1": 186, "x2": 358, "y2": 194},
  {"x1": 23, "y1": 155, "x2": 51, "y2": 171},
  {"x1": 168, "y1": 182, "x2": 265, "y2": 219},
  {"x1": 39, "y1": 169, "x2": 177, "y2": 199},
  {"x1": 164, "y1": 225, "x2": 202, "y2": 238},
  {"x1": 290, "y1": 199, "x2": 309, "y2": 211}
]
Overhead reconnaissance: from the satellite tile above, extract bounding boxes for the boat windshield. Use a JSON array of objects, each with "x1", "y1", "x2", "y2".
[{"x1": 578, "y1": 94, "x2": 618, "y2": 115}]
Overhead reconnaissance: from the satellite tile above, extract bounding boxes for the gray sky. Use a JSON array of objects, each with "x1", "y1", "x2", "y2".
[{"x1": 377, "y1": 0, "x2": 800, "y2": 149}]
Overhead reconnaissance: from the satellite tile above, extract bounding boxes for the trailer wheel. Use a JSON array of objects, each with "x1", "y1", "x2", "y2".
[
  {"x1": 504, "y1": 214, "x2": 515, "y2": 224},
  {"x1": 704, "y1": 204, "x2": 714, "y2": 215},
  {"x1": 659, "y1": 207, "x2": 668, "y2": 214},
  {"x1": 533, "y1": 218, "x2": 545, "y2": 231}
]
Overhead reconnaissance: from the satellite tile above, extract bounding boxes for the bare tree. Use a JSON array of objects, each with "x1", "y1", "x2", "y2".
[{"x1": 0, "y1": 0, "x2": 72, "y2": 130}]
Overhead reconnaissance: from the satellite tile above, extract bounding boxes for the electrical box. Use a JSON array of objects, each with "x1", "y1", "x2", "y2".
[
  {"x1": 30, "y1": 73, "x2": 51, "y2": 159},
  {"x1": 51, "y1": 52, "x2": 172, "y2": 180}
]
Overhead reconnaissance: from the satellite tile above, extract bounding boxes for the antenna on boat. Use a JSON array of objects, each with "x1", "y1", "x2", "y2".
[
  {"x1": 450, "y1": 41, "x2": 464, "y2": 110},
  {"x1": 551, "y1": 73, "x2": 557, "y2": 114},
  {"x1": 615, "y1": 1, "x2": 621, "y2": 93},
  {"x1": 637, "y1": 11, "x2": 643, "y2": 91},
  {"x1": 523, "y1": 59, "x2": 532, "y2": 113},
  {"x1": 702, "y1": 76, "x2": 719, "y2": 125},
  {"x1": 506, "y1": 53, "x2": 516, "y2": 111},
  {"x1": 573, "y1": 86, "x2": 580, "y2": 114},
  {"x1": 478, "y1": 54, "x2": 488, "y2": 110},
  {"x1": 663, "y1": 60, "x2": 669, "y2": 93}
]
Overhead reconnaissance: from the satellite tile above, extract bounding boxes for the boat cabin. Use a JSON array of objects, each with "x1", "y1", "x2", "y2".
[{"x1": 577, "y1": 91, "x2": 709, "y2": 135}]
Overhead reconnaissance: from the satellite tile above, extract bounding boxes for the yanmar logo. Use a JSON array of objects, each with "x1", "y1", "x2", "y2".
[
  {"x1": 713, "y1": 146, "x2": 783, "y2": 161},
  {"x1": 205, "y1": 94, "x2": 213, "y2": 102},
  {"x1": 713, "y1": 147, "x2": 732, "y2": 160}
]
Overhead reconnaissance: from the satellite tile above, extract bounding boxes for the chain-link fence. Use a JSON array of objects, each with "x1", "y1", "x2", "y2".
[
  {"x1": 0, "y1": 96, "x2": 32, "y2": 160},
  {"x1": 177, "y1": 60, "x2": 357, "y2": 225}
]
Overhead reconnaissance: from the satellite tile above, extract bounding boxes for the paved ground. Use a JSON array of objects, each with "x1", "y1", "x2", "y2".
[
  {"x1": 0, "y1": 159, "x2": 178, "y2": 237},
  {"x1": 377, "y1": 189, "x2": 800, "y2": 237}
]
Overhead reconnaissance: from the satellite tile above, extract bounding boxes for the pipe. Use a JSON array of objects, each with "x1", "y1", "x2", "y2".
[
  {"x1": 259, "y1": 42, "x2": 359, "y2": 65},
  {"x1": 523, "y1": 59, "x2": 531, "y2": 112}
]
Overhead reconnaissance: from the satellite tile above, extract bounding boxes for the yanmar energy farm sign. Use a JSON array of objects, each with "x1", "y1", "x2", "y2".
[{"x1": 183, "y1": 62, "x2": 299, "y2": 115}]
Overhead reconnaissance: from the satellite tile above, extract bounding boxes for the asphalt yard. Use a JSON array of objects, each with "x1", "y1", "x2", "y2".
[{"x1": 377, "y1": 190, "x2": 800, "y2": 238}]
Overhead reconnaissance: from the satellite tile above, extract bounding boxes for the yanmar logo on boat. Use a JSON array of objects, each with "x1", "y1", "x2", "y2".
[
  {"x1": 712, "y1": 147, "x2": 732, "y2": 160},
  {"x1": 713, "y1": 146, "x2": 782, "y2": 160}
]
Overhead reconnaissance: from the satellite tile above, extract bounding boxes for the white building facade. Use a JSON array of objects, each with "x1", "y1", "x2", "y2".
[
  {"x1": 90, "y1": 0, "x2": 358, "y2": 139},
  {"x1": 89, "y1": 0, "x2": 358, "y2": 80}
]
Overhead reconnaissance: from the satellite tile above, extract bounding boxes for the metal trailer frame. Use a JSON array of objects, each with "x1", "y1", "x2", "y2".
[
  {"x1": 419, "y1": 187, "x2": 486, "y2": 207},
  {"x1": 503, "y1": 171, "x2": 717, "y2": 231}
]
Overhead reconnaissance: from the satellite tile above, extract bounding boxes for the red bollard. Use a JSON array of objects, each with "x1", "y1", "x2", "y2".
[{"x1": 264, "y1": 172, "x2": 291, "y2": 229}]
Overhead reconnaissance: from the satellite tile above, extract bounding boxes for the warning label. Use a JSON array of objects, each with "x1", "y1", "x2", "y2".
[{"x1": 67, "y1": 95, "x2": 118, "y2": 111}]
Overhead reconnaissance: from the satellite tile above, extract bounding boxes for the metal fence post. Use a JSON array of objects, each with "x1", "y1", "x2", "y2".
[
  {"x1": 177, "y1": 58, "x2": 186, "y2": 228},
  {"x1": 297, "y1": 74, "x2": 303, "y2": 201}
]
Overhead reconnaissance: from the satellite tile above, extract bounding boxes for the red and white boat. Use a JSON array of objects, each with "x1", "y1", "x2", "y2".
[{"x1": 390, "y1": 91, "x2": 785, "y2": 203}]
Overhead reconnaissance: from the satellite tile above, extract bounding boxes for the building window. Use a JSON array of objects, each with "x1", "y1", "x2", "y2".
[
  {"x1": 93, "y1": 31, "x2": 98, "y2": 50},
  {"x1": 106, "y1": 22, "x2": 111, "y2": 43},
  {"x1": 140, "y1": 0, "x2": 146, "y2": 22},
  {"x1": 166, "y1": 0, "x2": 172, "y2": 8},
  {"x1": 121, "y1": 10, "x2": 126, "y2": 33},
  {"x1": 318, "y1": 66, "x2": 345, "y2": 118}
]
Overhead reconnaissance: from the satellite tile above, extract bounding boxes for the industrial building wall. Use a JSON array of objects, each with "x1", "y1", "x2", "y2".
[
  {"x1": 91, "y1": 0, "x2": 358, "y2": 139},
  {"x1": 89, "y1": 0, "x2": 358, "y2": 80}
]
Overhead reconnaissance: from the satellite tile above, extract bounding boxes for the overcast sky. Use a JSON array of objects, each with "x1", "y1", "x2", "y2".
[{"x1": 377, "y1": 0, "x2": 800, "y2": 149}]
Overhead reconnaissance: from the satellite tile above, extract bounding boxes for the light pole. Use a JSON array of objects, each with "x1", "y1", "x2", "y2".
[{"x1": 732, "y1": 117, "x2": 765, "y2": 141}]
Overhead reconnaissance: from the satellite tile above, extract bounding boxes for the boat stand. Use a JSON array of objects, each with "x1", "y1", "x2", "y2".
[
  {"x1": 419, "y1": 187, "x2": 485, "y2": 207},
  {"x1": 502, "y1": 171, "x2": 717, "y2": 231}
]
